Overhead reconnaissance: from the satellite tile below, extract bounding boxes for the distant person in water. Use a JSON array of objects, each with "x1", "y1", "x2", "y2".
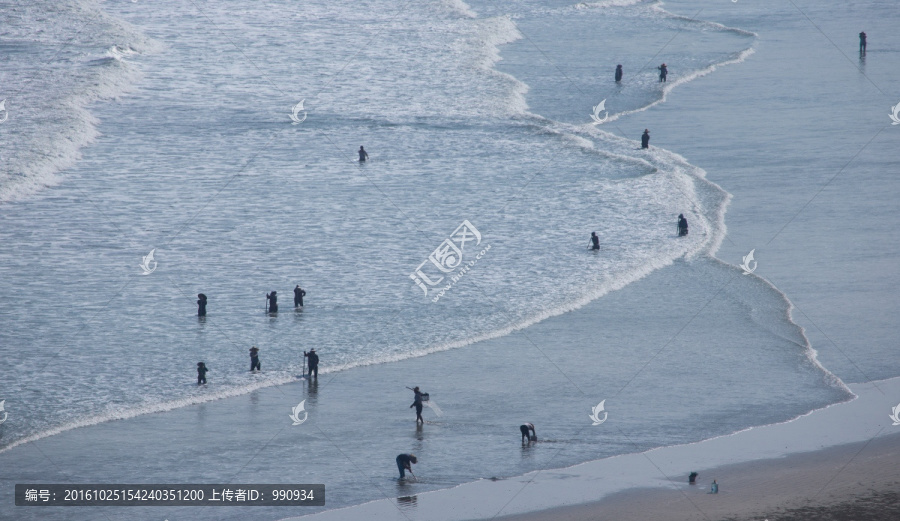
[
  {"x1": 678, "y1": 214, "x2": 689, "y2": 236},
  {"x1": 396, "y1": 454, "x2": 417, "y2": 479},
  {"x1": 615, "y1": 64, "x2": 623, "y2": 82},
  {"x1": 358, "y1": 146, "x2": 369, "y2": 162},
  {"x1": 709, "y1": 479, "x2": 719, "y2": 494},
  {"x1": 197, "y1": 293, "x2": 207, "y2": 316},
  {"x1": 410, "y1": 386, "x2": 425, "y2": 424},
  {"x1": 304, "y1": 349, "x2": 319, "y2": 378},
  {"x1": 520, "y1": 422, "x2": 537, "y2": 443},
  {"x1": 267, "y1": 291, "x2": 278, "y2": 313},
  {"x1": 249, "y1": 346, "x2": 261, "y2": 372},
  {"x1": 658, "y1": 63, "x2": 668, "y2": 82},
  {"x1": 590, "y1": 231, "x2": 600, "y2": 250},
  {"x1": 197, "y1": 362, "x2": 208, "y2": 385},
  {"x1": 641, "y1": 129, "x2": 650, "y2": 149},
  {"x1": 294, "y1": 285, "x2": 306, "y2": 307},
  {"x1": 859, "y1": 31, "x2": 867, "y2": 53}
]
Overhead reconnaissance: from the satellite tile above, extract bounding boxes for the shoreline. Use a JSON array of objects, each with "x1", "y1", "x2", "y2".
[
  {"x1": 498, "y1": 431, "x2": 900, "y2": 521},
  {"x1": 280, "y1": 378, "x2": 900, "y2": 521}
]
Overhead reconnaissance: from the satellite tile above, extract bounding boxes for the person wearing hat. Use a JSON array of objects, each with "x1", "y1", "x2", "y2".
[
  {"x1": 658, "y1": 63, "x2": 667, "y2": 82},
  {"x1": 396, "y1": 453, "x2": 417, "y2": 479},
  {"x1": 266, "y1": 291, "x2": 278, "y2": 313},
  {"x1": 197, "y1": 293, "x2": 207, "y2": 316},
  {"x1": 304, "y1": 349, "x2": 319, "y2": 378},
  {"x1": 641, "y1": 129, "x2": 650, "y2": 149},
  {"x1": 249, "y1": 346, "x2": 261, "y2": 372}
]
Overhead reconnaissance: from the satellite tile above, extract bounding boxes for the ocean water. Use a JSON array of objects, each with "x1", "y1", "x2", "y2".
[{"x1": 0, "y1": 0, "x2": 894, "y2": 519}]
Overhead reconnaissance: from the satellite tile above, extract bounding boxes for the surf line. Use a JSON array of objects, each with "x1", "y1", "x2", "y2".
[{"x1": 432, "y1": 244, "x2": 491, "y2": 303}]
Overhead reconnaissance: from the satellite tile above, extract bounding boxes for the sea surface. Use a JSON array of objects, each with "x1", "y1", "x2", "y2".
[{"x1": 0, "y1": 0, "x2": 896, "y2": 519}]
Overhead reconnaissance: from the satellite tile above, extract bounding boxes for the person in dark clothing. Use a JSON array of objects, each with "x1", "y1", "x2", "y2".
[
  {"x1": 410, "y1": 386, "x2": 425, "y2": 424},
  {"x1": 615, "y1": 64, "x2": 623, "y2": 82},
  {"x1": 197, "y1": 293, "x2": 207, "y2": 316},
  {"x1": 396, "y1": 454, "x2": 417, "y2": 479},
  {"x1": 520, "y1": 422, "x2": 536, "y2": 443},
  {"x1": 689, "y1": 472, "x2": 699, "y2": 484},
  {"x1": 266, "y1": 291, "x2": 278, "y2": 313},
  {"x1": 304, "y1": 349, "x2": 319, "y2": 378},
  {"x1": 249, "y1": 346, "x2": 261, "y2": 372},
  {"x1": 590, "y1": 232, "x2": 600, "y2": 250},
  {"x1": 859, "y1": 31, "x2": 867, "y2": 53},
  {"x1": 294, "y1": 285, "x2": 306, "y2": 307},
  {"x1": 658, "y1": 63, "x2": 668, "y2": 82},
  {"x1": 358, "y1": 146, "x2": 369, "y2": 162},
  {"x1": 197, "y1": 362, "x2": 208, "y2": 385},
  {"x1": 677, "y1": 214, "x2": 689, "y2": 237},
  {"x1": 641, "y1": 129, "x2": 650, "y2": 149}
]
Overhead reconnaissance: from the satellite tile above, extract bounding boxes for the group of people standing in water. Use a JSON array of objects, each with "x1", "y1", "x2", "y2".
[
  {"x1": 195, "y1": 285, "x2": 306, "y2": 316},
  {"x1": 589, "y1": 214, "x2": 688, "y2": 251},
  {"x1": 193, "y1": 283, "x2": 312, "y2": 384}
]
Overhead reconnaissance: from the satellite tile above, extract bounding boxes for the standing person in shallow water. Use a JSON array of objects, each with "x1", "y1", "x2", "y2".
[
  {"x1": 410, "y1": 386, "x2": 425, "y2": 424},
  {"x1": 859, "y1": 31, "x2": 867, "y2": 53},
  {"x1": 304, "y1": 349, "x2": 319, "y2": 378},
  {"x1": 396, "y1": 454, "x2": 417, "y2": 479},
  {"x1": 641, "y1": 129, "x2": 650, "y2": 149},
  {"x1": 249, "y1": 346, "x2": 261, "y2": 372},
  {"x1": 678, "y1": 214, "x2": 689, "y2": 237},
  {"x1": 294, "y1": 285, "x2": 306, "y2": 307},
  {"x1": 197, "y1": 293, "x2": 207, "y2": 316},
  {"x1": 590, "y1": 231, "x2": 600, "y2": 250},
  {"x1": 197, "y1": 362, "x2": 208, "y2": 385},
  {"x1": 658, "y1": 63, "x2": 667, "y2": 82},
  {"x1": 266, "y1": 291, "x2": 278, "y2": 313},
  {"x1": 358, "y1": 146, "x2": 369, "y2": 162},
  {"x1": 615, "y1": 64, "x2": 623, "y2": 82}
]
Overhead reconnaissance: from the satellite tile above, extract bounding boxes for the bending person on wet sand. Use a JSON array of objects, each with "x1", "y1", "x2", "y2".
[
  {"x1": 520, "y1": 422, "x2": 537, "y2": 443},
  {"x1": 396, "y1": 453, "x2": 417, "y2": 479}
]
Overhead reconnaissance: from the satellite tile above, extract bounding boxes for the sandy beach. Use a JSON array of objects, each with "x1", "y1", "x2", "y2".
[{"x1": 499, "y1": 432, "x2": 900, "y2": 521}]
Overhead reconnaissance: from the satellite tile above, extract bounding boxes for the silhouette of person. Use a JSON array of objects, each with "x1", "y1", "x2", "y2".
[
  {"x1": 677, "y1": 214, "x2": 689, "y2": 237},
  {"x1": 197, "y1": 362, "x2": 209, "y2": 385},
  {"x1": 396, "y1": 454, "x2": 417, "y2": 479},
  {"x1": 410, "y1": 386, "x2": 425, "y2": 424},
  {"x1": 641, "y1": 129, "x2": 650, "y2": 149},
  {"x1": 266, "y1": 291, "x2": 278, "y2": 313},
  {"x1": 859, "y1": 31, "x2": 867, "y2": 53},
  {"x1": 615, "y1": 64, "x2": 623, "y2": 82},
  {"x1": 294, "y1": 285, "x2": 306, "y2": 307},
  {"x1": 520, "y1": 423, "x2": 537, "y2": 443},
  {"x1": 658, "y1": 63, "x2": 668, "y2": 82},
  {"x1": 709, "y1": 480, "x2": 719, "y2": 494},
  {"x1": 197, "y1": 293, "x2": 207, "y2": 316},
  {"x1": 304, "y1": 349, "x2": 319, "y2": 378},
  {"x1": 249, "y1": 346, "x2": 261, "y2": 372},
  {"x1": 358, "y1": 146, "x2": 369, "y2": 162},
  {"x1": 689, "y1": 472, "x2": 698, "y2": 484},
  {"x1": 590, "y1": 231, "x2": 600, "y2": 250}
]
